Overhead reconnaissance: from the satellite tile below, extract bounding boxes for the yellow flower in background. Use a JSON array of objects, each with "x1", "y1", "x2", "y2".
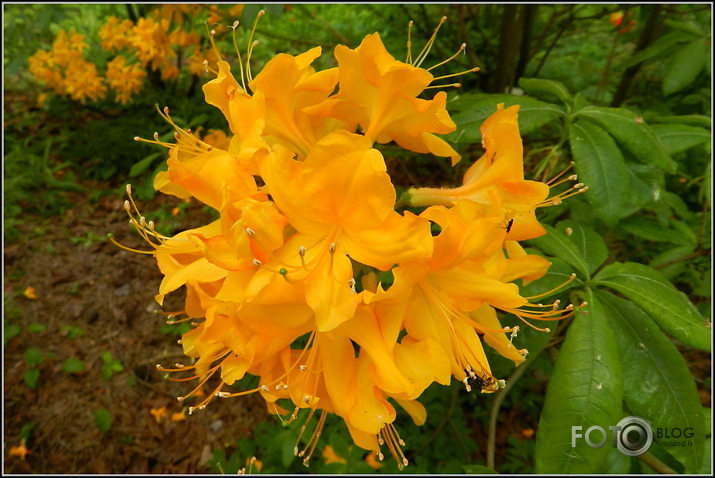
[
  {"x1": 150, "y1": 406, "x2": 167, "y2": 422},
  {"x1": 105, "y1": 56, "x2": 145, "y2": 104},
  {"x1": 322, "y1": 445, "x2": 347, "y2": 465},
  {"x1": 9, "y1": 440, "x2": 30, "y2": 460},
  {"x1": 98, "y1": 16, "x2": 134, "y2": 52}
]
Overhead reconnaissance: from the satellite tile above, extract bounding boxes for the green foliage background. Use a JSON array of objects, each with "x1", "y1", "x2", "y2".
[{"x1": 4, "y1": 3, "x2": 711, "y2": 474}]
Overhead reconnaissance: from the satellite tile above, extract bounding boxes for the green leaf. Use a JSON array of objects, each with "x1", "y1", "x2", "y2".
[
  {"x1": 605, "y1": 447, "x2": 631, "y2": 474},
  {"x1": 593, "y1": 262, "x2": 711, "y2": 351},
  {"x1": 129, "y1": 152, "x2": 162, "y2": 178},
  {"x1": 620, "y1": 217, "x2": 695, "y2": 246},
  {"x1": 448, "y1": 94, "x2": 564, "y2": 143},
  {"x1": 624, "y1": 162, "x2": 665, "y2": 212},
  {"x1": 597, "y1": 290, "x2": 704, "y2": 472},
  {"x1": 650, "y1": 114, "x2": 711, "y2": 128},
  {"x1": 663, "y1": 39, "x2": 708, "y2": 95},
  {"x1": 527, "y1": 224, "x2": 590, "y2": 279},
  {"x1": 665, "y1": 19, "x2": 704, "y2": 36},
  {"x1": 649, "y1": 245, "x2": 696, "y2": 281},
  {"x1": 555, "y1": 220, "x2": 608, "y2": 275},
  {"x1": 19, "y1": 422, "x2": 35, "y2": 441},
  {"x1": 27, "y1": 323, "x2": 47, "y2": 333},
  {"x1": 62, "y1": 357, "x2": 86, "y2": 374},
  {"x1": 4, "y1": 322, "x2": 21, "y2": 346},
  {"x1": 518, "y1": 77, "x2": 572, "y2": 104},
  {"x1": 535, "y1": 290, "x2": 624, "y2": 474},
  {"x1": 24, "y1": 347, "x2": 45, "y2": 367},
  {"x1": 622, "y1": 31, "x2": 695, "y2": 68},
  {"x1": 60, "y1": 325, "x2": 84, "y2": 338},
  {"x1": 23, "y1": 368, "x2": 41, "y2": 390},
  {"x1": 650, "y1": 124, "x2": 710, "y2": 156},
  {"x1": 94, "y1": 408, "x2": 113, "y2": 433},
  {"x1": 700, "y1": 408, "x2": 712, "y2": 474},
  {"x1": 575, "y1": 106, "x2": 676, "y2": 173},
  {"x1": 569, "y1": 122, "x2": 630, "y2": 225}
]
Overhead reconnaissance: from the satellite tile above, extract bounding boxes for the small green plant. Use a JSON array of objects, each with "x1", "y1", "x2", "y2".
[
  {"x1": 70, "y1": 230, "x2": 104, "y2": 248},
  {"x1": 61, "y1": 357, "x2": 86, "y2": 374},
  {"x1": 101, "y1": 351, "x2": 124, "y2": 380},
  {"x1": 27, "y1": 323, "x2": 48, "y2": 333},
  {"x1": 23, "y1": 369, "x2": 41, "y2": 390},
  {"x1": 94, "y1": 408, "x2": 113, "y2": 433},
  {"x1": 4, "y1": 318, "x2": 22, "y2": 346},
  {"x1": 68, "y1": 282, "x2": 81, "y2": 295},
  {"x1": 60, "y1": 324, "x2": 85, "y2": 338}
]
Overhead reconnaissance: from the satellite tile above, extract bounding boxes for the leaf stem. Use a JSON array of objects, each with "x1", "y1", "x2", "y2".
[{"x1": 638, "y1": 451, "x2": 678, "y2": 474}]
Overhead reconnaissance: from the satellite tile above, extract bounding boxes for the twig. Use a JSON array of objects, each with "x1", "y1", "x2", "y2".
[
  {"x1": 639, "y1": 451, "x2": 678, "y2": 474},
  {"x1": 486, "y1": 358, "x2": 533, "y2": 470}
]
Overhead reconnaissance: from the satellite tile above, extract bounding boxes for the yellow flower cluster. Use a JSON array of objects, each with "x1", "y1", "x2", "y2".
[
  {"x1": 28, "y1": 30, "x2": 106, "y2": 104},
  {"x1": 30, "y1": 5, "x2": 231, "y2": 105},
  {"x1": 122, "y1": 18, "x2": 583, "y2": 468},
  {"x1": 105, "y1": 56, "x2": 146, "y2": 104}
]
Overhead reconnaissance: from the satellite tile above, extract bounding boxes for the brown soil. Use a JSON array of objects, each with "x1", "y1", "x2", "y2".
[{"x1": 3, "y1": 188, "x2": 271, "y2": 473}]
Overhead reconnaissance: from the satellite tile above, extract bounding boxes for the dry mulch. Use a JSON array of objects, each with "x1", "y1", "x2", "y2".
[{"x1": 4, "y1": 187, "x2": 270, "y2": 473}]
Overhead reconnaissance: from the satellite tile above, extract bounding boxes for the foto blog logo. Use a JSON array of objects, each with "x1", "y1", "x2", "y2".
[{"x1": 571, "y1": 416, "x2": 654, "y2": 457}]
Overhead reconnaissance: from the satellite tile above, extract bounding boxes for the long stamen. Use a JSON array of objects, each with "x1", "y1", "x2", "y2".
[
  {"x1": 245, "y1": 10, "x2": 265, "y2": 85},
  {"x1": 406, "y1": 20, "x2": 414, "y2": 64},
  {"x1": 424, "y1": 82, "x2": 461, "y2": 90},
  {"x1": 230, "y1": 20, "x2": 248, "y2": 92},
  {"x1": 413, "y1": 16, "x2": 447, "y2": 68},
  {"x1": 217, "y1": 331, "x2": 318, "y2": 399},
  {"x1": 205, "y1": 23, "x2": 223, "y2": 62},
  {"x1": 427, "y1": 42, "x2": 465, "y2": 71},
  {"x1": 431, "y1": 67, "x2": 480, "y2": 81},
  {"x1": 524, "y1": 273, "x2": 577, "y2": 300}
]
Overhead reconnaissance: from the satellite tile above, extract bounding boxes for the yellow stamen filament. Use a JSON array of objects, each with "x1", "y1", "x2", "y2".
[
  {"x1": 428, "y1": 42, "x2": 465, "y2": 71},
  {"x1": 425, "y1": 82, "x2": 462, "y2": 90},
  {"x1": 230, "y1": 20, "x2": 248, "y2": 92},
  {"x1": 431, "y1": 67, "x2": 480, "y2": 81},
  {"x1": 217, "y1": 331, "x2": 318, "y2": 399},
  {"x1": 379, "y1": 423, "x2": 409, "y2": 470},
  {"x1": 245, "y1": 10, "x2": 265, "y2": 85},
  {"x1": 413, "y1": 16, "x2": 447, "y2": 68},
  {"x1": 524, "y1": 273, "x2": 577, "y2": 300},
  {"x1": 546, "y1": 162, "x2": 575, "y2": 186},
  {"x1": 205, "y1": 23, "x2": 223, "y2": 62},
  {"x1": 406, "y1": 20, "x2": 414, "y2": 64}
]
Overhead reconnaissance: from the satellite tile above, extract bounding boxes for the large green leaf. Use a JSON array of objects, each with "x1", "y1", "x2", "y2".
[
  {"x1": 448, "y1": 94, "x2": 564, "y2": 143},
  {"x1": 593, "y1": 262, "x2": 711, "y2": 351},
  {"x1": 575, "y1": 106, "x2": 676, "y2": 173},
  {"x1": 527, "y1": 223, "x2": 590, "y2": 279},
  {"x1": 555, "y1": 220, "x2": 608, "y2": 275},
  {"x1": 569, "y1": 122, "x2": 630, "y2": 225},
  {"x1": 535, "y1": 290, "x2": 624, "y2": 474},
  {"x1": 518, "y1": 77, "x2": 572, "y2": 104},
  {"x1": 597, "y1": 290, "x2": 704, "y2": 472},
  {"x1": 620, "y1": 217, "x2": 696, "y2": 246},
  {"x1": 650, "y1": 124, "x2": 711, "y2": 156},
  {"x1": 663, "y1": 39, "x2": 709, "y2": 95},
  {"x1": 650, "y1": 114, "x2": 711, "y2": 128},
  {"x1": 622, "y1": 31, "x2": 696, "y2": 68},
  {"x1": 624, "y1": 162, "x2": 666, "y2": 213}
]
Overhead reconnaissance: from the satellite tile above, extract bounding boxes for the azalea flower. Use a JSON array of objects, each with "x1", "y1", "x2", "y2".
[{"x1": 116, "y1": 15, "x2": 584, "y2": 469}]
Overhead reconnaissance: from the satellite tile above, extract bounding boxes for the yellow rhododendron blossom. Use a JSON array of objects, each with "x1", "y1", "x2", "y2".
[
  {"x1": 408, "y1": 104, "x2": 551, "y2": 241},
  {"x1": 116, "y1": 15, "x2": 584, "y2": 469}
]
